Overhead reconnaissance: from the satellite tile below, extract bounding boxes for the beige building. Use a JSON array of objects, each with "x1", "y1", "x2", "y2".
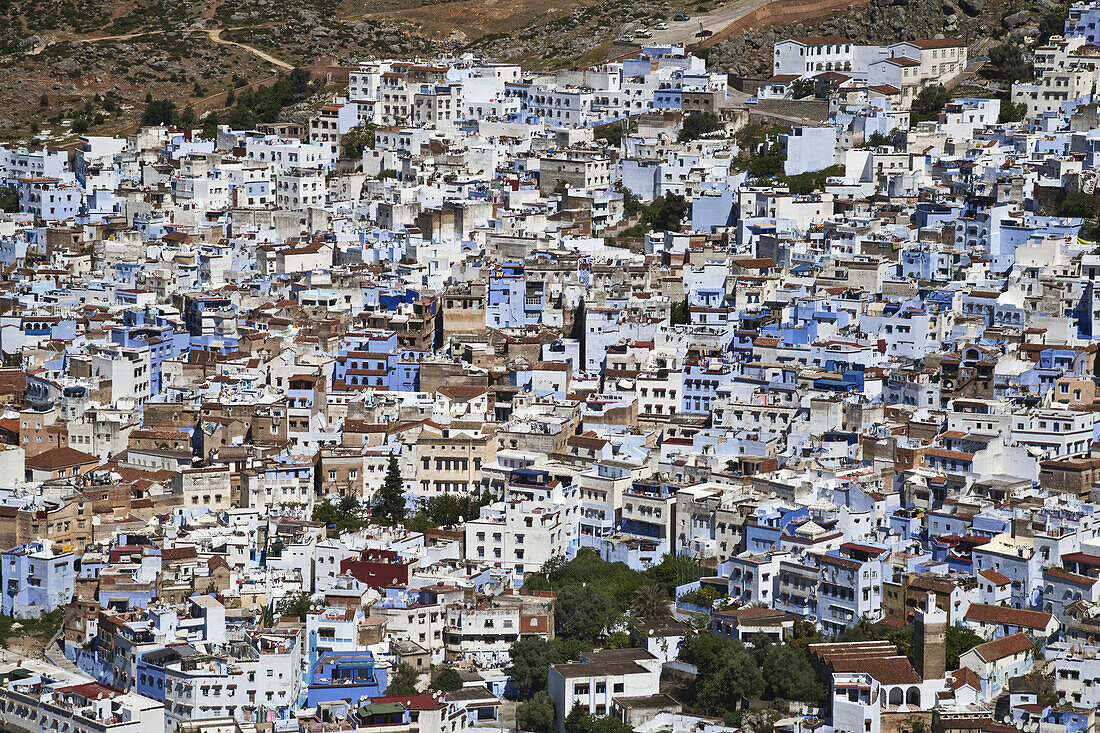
[
  {"x1": 414, "y1": 426, "x2": 497, "y2": 497},
  {"x1": 174, "y1": 466, "x2": 233, "y2": 510}
]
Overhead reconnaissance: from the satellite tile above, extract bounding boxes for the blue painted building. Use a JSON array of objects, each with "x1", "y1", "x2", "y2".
[
  {"x1": 1, "y1": 541, "x2": 77, "y2": 618},
  {"x1": 306, "y1": 651, "x2": 387, "y2": 706}
]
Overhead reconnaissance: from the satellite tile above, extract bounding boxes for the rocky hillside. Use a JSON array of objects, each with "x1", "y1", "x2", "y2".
[
  {"x1": 465, "y1": 0, "x2": 682, "y2": 69},
  {"x1": 708, "y1": 0, "x2": 1047, "y2": 76},
  {"x1": 0, "y1": 0, "x2": 1051, "y2": 144}
]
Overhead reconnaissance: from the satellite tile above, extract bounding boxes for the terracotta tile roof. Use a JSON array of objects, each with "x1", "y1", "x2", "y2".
[
  {"x1": 964, "y1": 603, "x2": 1053, "y2": 630},
  {"x1": 977, "y1": 569, "x2": 1012, "y2": 586},
  {"x1": 907, "y1": 38, "x2": 966, "y2": 48},
  {"x1": 1043, "y1": 566, "x2": 1098, "y2": 586},
  {"x1": 25, "y1": 446, "x2": 99, "y2": 470},
  {"x1": 968, "y1": 633, "x2": 1033, "y2": 663}
]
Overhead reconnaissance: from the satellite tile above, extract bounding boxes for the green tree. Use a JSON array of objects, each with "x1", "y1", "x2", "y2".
[
  {"x1": 648, "y1": 193, "x2": 687, "y2": 232},
  {"x1": 735, "y1": 123, "x2": 769, "y2": 151},
  {"x1": 786, "y1": 619, "x2": 822, "y2": 650},
  {"x1": 342, "y1": 125, "x2": 376, "y2": 159},
  {"x1": 430, "y1": 666, "x2": 463, "y2": 692},
  {"x1": 678, "y1": 111, "x2": 723, "y2": 142},
  {"x1": 556, "y1": 585, "x2": 615, "y2": 639},
  {"x1": 230, "y1": 68, "x2": 317, "y2": 126},
  {"x1": 632, "y1": 582, "x2": 670, "y2": 618},
  {"x1": 791, "y1": 78, "x2": 816, "y2": 99},
  {"x1": 565, "y1": 704, "x2": 591, "y2": 733},
  {"x1": 781, "y1": 165, "x2": 844, "y2": 195},
  {"x1": 387, "y1": 662, "x2": 420, "y2": 694},
  {"x1": 564, "y1": 705, "x2": 635, "y2": 733},
  {"x1": 945, "y1": 626, "x2": 983, "y2": 669},
  {"x1": 999, "y1": 99, "x2": 1028, "y2": 123},
  {"x1": 313, "y1": 495, "x2": 365, "y2": 536},
  {"x1": 524, "y1": 549, "x2": 645, "y2": 611},
  {"x1": 199, "y1": 113, "x2": 220, "y2": 140},
  {"x1": 517, "y1": 691, "x2": 556, "y2": 733},
  {"x1": 695, "y1": 646, "x2": 764, "y2": 713},
  {"x1": 1057, "y1": 192, "x2": 1100, "y2": 219},
  {"x1": 605, "y1": 630, "x2": 635, "y2": 649},
  {"x1": 275, "y1": 591, "x2": 314, "y2": 621},
  {"x1": 747, "y1": 633, "x2": 774, "y2": 666},
  {"x1": 680, "y1": 633, "x2": 764, "y2": 713},
  {"x1": 746, "y1": 145, "x2": 785, "y2": 178},
  {"x1": 762, "y1": 645, "x2": 823, "y2": 703},
  {"x1": 142, "y1": 98, "x2": 177, "y2": 126},
  {"x1": 678, "y1": 584, "x2": 722, "y2": 608},
  {"x1": 867, "y1": 131, "x2": 889, "y2": 148},
  {"x1": 39, "y1": 93, "x2": 48, "y2": 108},
  {"x1": 508, "y1": 638, "x2": 558, "y2": 695},
  {"x1": 406, "y1": 493, "x2": 488, "y2": 533},
  {"x1": 669, "y1": 298, "x2": 689, "y2": 325},
  {"x1": 373, "y1": 454, "x2": 407, "y2": 522},
  {"x1": 679, "y1": 623, "x2": 729, "y2": 673},
  {"x1": 510, "y1": 638, "x2": 561, "y2": 696},
  {"x1": 226, "y1": 104, "x2": 256, "y2": 130},
  {"x1": 618, "y1": 185, "x2": 643, "y2": 218},
  {"x1": 1038, "y1": 5, "x2": 1068, "y2": 45},
  {"x1": 910, "y1": 85, "x2": 951, "y2": 124},
  {"x1": 594, "y1": 121, "x2": 628, "y2": 147},
  {"x1": 836, "y1": 619, "x2": 915, "y2": 662},
  {"x1": 0, "y1": 187, "x2": 19, "y2": 214},
  {"x1": 987, "y1": 43, "x2": 1032, "y2": 83}
]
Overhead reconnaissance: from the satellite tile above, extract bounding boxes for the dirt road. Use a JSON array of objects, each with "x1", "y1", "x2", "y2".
[
  {"x1": 4, "y1": 26, "x2": 292, "y2": 71},
  {"x1": 642, "y1": 0, "x2": 771, "y2": 47}
]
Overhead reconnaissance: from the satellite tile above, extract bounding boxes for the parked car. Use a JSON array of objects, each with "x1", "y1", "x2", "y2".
[
  {"x1": 654, "y1": 21, "x2": 668, "y2": 29},
  {"x1": 619, "y1": 34, "x2": 635, "y2": 42},
  {"x1": 673, "y1": 13, "x2": 691, "y2": 20},
  {"x1": 635, "y1": 28, "x2": 653, "y2": 38}
]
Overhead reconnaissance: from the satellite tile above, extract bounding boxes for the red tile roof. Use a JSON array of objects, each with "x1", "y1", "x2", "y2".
[
  {"x1": 968, "y1": 633, "x2": 1033, "y2": 663},
  {"x1": 964, "y1": 603, "x2": 1053, "y2": 630}
]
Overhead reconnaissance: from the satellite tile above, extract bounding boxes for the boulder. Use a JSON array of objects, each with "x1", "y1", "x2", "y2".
[{"x1": 959, "y1": 0, "x2": 983, "y2": 15}]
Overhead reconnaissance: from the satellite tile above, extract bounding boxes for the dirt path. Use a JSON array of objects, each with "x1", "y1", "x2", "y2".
[
  {"x1": 205, "y1": 28, "x2": 293, "y2": 70},
  {"x1": 4, "y1": 25, "x2": 293, "y2": 71},
  {"x1": 202, "y1": 0, "x2": 226, "y2": 20}
]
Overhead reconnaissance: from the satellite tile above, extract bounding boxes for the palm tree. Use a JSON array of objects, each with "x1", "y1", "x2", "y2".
[{"x1": 633, "y1": 582, "x2": 671, "y2": 619}]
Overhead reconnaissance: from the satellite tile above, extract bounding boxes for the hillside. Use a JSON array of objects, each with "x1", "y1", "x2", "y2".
[
  {"x1": 0, "y1": 0, "x2": 1031, "y2": 144},
  {"x1": 706, "y1": 0, "x2": 1051, "y2": 76}
]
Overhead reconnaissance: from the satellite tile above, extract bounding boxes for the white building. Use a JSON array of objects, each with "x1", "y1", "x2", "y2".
[
  {"x1": 549, "y1": 649, "x2": 661, "y2": 732},
  {"x1": 464, "y1": 500, "x2": 568, "y2": 582}
]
